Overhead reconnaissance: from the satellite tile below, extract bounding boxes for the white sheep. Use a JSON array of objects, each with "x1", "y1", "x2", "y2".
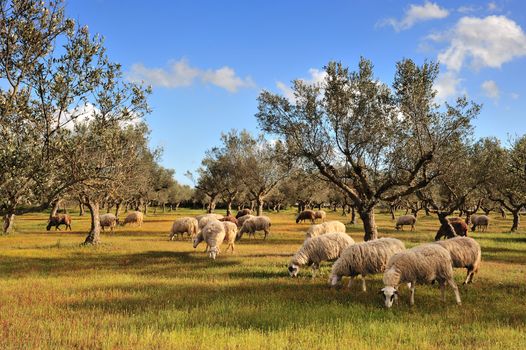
[
  {"x1": 395, "y1": 215, "x2": 416, "y2": 231},
  {"x1": 120, "y1": 211, "x2": 143, "y2": 227},
  {"x1": 434, "y1": 236, "x2": 481, "y2": 284},
  {"x1": 288, "y1": 232, "x2": 355, "y2": 278},
  {"x1": 99, "y1": 213, "x2": 118, "y2": 233},
  {"x1": 197, "y1": 215, "x2": 220, "y2": 232},
  {"x1": 237, "y1": 214, "x2": 255, "y2": 228},
  {"x1": 306, "y1": 220, "x2": 346, "y2": 238},
  {"x1": 314, "y1": 210, "x2": 326, "y2": 222},
  {"x1": 196, "y1": 213, "x2": 224, "y2": 222},
  {"x1": 328, "y1": 238, "x2": 405, "y2": 291},
  {"x1": 236, "y1": 216, "x2": 271, "y2": 240},
  {"x1": 222, "y1": 221, "x2": 238, "y2": 253},
  {"x1": 470, "y1": 214, "x2": 489, "y2": 232},
  {"x1": 381, "y1": 243, "x2": 461, "y2": 308},
  {"x1": 169, "y1": 217, "x2": 199, "y2": 241},
  {"x1": 193, "y1": 220, "x2": 225, "y2": 260}
]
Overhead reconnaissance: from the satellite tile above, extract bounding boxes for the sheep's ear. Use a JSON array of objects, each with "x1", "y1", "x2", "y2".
[
  {"x1": 394, "y1": 289, "x2": 399, "y2": 295},
  {"x1": 378, "y1": 289, "x2": 384, "y2": 295}
]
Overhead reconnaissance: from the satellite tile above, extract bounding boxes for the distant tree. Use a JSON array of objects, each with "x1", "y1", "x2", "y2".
[{"x1": 257, "y1": 58, "x2": 479, "y2": 240}]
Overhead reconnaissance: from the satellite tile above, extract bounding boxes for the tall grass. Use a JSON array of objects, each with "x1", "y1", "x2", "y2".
[{"x1": 0, "y1": 209, "x2": 525, "y2": 349}]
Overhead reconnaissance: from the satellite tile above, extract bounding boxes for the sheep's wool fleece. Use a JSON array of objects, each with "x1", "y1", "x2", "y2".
[
  {"x1": 291, "y1": 232, "x2": 355, "y2": 266},
  {"x1": 383, "y1": 244, "x2": 453, "y2": 286},
  {"x1": 237, "y1": 215, "x2": 255, "y2": 227},
  {"x1": 172, "y1": 217, "x2": 198, "y2": 234},
  {"x1": 242, "y1": 216, "x2": 271, "y2": 232},
  {"x1": 331, "y1": 238, "x2": 405, "y2": 277},
  {"x1": 203, "y1": 221, "x2": 226, "y2": 248},
  {"x1": 100, "y1": 213, "x2": 117, "y2": 226},
  {"x1": 396, "y1": 215, "x2": 416, "y2": 225},
  {"x1": 434, "y1": 237, "x2": 481, "y2": 269},
  {"x1": 222, "y1": 221, "x2": 238, "y2": 243},
  {"x1": 124, "y1": 211, "x2": 143, "y2": 224},
  {"x1": 306, "y1": 221, "x2": 346, "y2": 238}
]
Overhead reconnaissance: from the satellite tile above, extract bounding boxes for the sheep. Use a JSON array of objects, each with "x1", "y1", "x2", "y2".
[
  {"x1": 328, "y1": 238, "x2": 405, "y2": 291},
  {"x1": 471, "y1": 214, "x2": 490, "y2": 232},
  {"x1": 296, "y1": 210, "x2": 316, "y2": 224},
  {"x1": 219, "y1": 216, "x2": 239, "y2": 226},
  {"x1": 305, "y1": 221, "x2": 346, "y2": 239},
  {"x1": 198, "y1": 215, "x2": 220, "y2": 232},
  {"x1": 395, "y1": 215, "x2": 416, "y2": 231},
  {"x1": 381, "y1": 243, "x2": 461, "y2": 308},
  {"x1": 193, "y1": 220, "x2": 225, "y2": 259},
  {"x1": 222, "y1": 221, "x2": 238, "y2": 253},
  {"x1": 288, "y1": 232, "x2": 355, "y2": 278},
  {"x1": 195, "y1": 213, "x2": 224, "y2": 222},
  {"x1": 237, "y1": 214, "x2": 255, "y2": 228},
  {"x1": 314, "y1": 210, "x2": 326, "y2": 222},
  {"x1": 99, "y1": 213, "x2": 118, "y2": 233},
  {"x1": 120, "y1": 211, "x2": 143, "y2": 227},
  {"x1": 235, "y1": 209, "x2": 252, "y2": 219},
  {"x1": 435, "y1": 218, "x2": 468, "y2": 240},
  {"x1": 236, "y1": 216, "x2": 271, "y2": 240},
  {"x1": 434, "y1": 236, "x2": 481, "y2": 284},
  {"x1": 46, "y1": 214, "x2": 72, "y2": 231},
  {"x1": 169, "y1": 217, "x2": 199, "y2": 241}
]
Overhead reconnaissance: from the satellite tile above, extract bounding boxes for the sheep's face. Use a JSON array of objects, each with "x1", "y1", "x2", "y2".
[
  {"x1": 288, "y1": 264, "x2": 299, "y2": 277},
  {"x1": 381, "y1": 286, "x2": 398, "y2": 308},
  {"x1": 209, "y1": 247, "x2": 219, "y2": 260},
  {"x1": 329, "y1": 274, "x2": 341, "y2": 287},
  {"x1": 192, "y1": 236, "x2": 202, "y2": 248}
]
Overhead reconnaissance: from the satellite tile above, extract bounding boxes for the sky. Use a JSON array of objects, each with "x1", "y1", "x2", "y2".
[{"x1": 65, "y1": 0, "x2": 526, "y2": 185}]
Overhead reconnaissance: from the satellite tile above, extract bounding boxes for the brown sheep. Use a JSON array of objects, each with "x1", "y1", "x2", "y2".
[
  {"x1": 296, "y1": 210, "x2": 316, "y2": 224},
  {"x1": 435, "y1": 218, "x2": 468, "y2": 240},
  {"x1": 235, "y1": 209, "x2": 252, "y2": 219},
  {"x1": 219, "y1": 216, "x2": 238, "y2": 226},
  {"x1": 46, "y1": 214, "x2": 72, "y2": 231}
]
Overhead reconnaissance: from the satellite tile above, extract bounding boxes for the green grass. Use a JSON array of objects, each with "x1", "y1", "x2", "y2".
[{"x1": 1, "y1": 209, "x2": 525, "y2": 349}]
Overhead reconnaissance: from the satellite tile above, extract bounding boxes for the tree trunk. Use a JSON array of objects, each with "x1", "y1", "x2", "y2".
[
  {"x1": 2, "y1": 213, "x2": 15, "y2": 234},
  {"x1": 50, "y1": 200, "x2": 60, "y2": 218},
  {"x1": 115, "y1": 201, "x2": 121, "y2": 218},
  {"x1": 390, "y1": 206, "x2": 396, "y2": 220},
  {"x1": 84, "y1": 201, "x2": 101, "y2": 245},
  {"x1": 359, "y1": 208, "x2": 378, "y2": 241},
  {"x1": 511, "y1": 210, "x2": 520, "y2": 232},
  {"x1": 500, "y1": 207, "x2": 506, "y2": 218},
  {"x1": 256, "y1": 197, "x2": 264, "y2": 216},
  {"x1": 341, "y1": 204, "x2": 347, "y2": 217},
  {"x1": 226, "y1": 199, "x2": 233, "y2": 217},
  {"x1": 350, "y1": 206, "x2": 356, "y2": 225},
  {"x1": 79, "y1": 200, "x2": 85, "y2": 216}
]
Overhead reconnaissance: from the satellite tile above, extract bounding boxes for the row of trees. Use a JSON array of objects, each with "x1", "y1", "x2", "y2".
[{"x1": 0, "y1": 0, "x2": 194, "y2": 243}]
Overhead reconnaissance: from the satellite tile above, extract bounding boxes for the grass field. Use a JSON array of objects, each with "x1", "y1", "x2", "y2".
[{"x1": 0, "y1": 209, "x2": 525, "y2": 349}]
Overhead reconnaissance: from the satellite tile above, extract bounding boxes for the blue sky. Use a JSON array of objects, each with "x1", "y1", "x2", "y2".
[{"x1": 66, "y1": 0, "x2": 526, "y2": 185}]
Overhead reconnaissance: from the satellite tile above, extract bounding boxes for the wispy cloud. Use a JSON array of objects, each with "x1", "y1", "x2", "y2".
[
  {"x1": 434, "y1": 71, "x2": 463, "y2": 101},
  {"x1": 379, "y1": 1, "x2": 449, "y2": 32},
  {"x1": 128, "y1": 59, "x2": 255, "y2": 93},
  {"x1": 276, "y1": 68, "x2": 327, "y2": 102},
  {"x1": 481, "y1": 80, "x2": 500, "y2": 100}
]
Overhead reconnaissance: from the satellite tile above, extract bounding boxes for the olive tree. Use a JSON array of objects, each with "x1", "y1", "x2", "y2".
[{"x1": 257, "y1": 58, "x2": 478, "y2": 240}]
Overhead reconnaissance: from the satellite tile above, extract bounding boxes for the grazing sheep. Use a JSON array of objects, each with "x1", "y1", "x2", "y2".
[
  {"x1": 328, "y1": 238, "x2": 405, "y2": 291},
  {"x1": 471, "y1": 214, "x2": 490, "y2": 232},
  {"x1": 237, "y1": 214, "x2": 255, "y2": 228},
  {"x1": 296, "y1": 210, "x2": 316, "y2": 224},
  {"x1": 288, "y1": 232, "x2": 355, "y2": 278},
  {"x1": 235, "y1": 209, "x2": 252, "y2": 219},
  {"x1": 395, "y1": 215, "x2": 416, "y2": 231},
  {"x1": 222, "y1": 221, "x2": 238, "y2": 253},
  {"x1": 198, "y1": 215, "x2": 220, "y2": 232},
  {"x1": 169, "y1": 217, "x2": 199, "y2": 240},
  {"x1": 193, "y1": 221, "x2": 226, "y2": 260},
  {"x1": 435, "y1": 218, "x2": 468, "y2": 240},
  {"x1": 381, "y1": 244, "x2": 461, "y2": 308},
  {"x1": 306, "y1": 221, "x2": 346, "y2": 238},
  {"x1": 100, "y1": 213, "x2": 118, "y2": 233},
  {"x1": 236, "y1": 216, "x2": 271, "y2": 240},
  {"x1": 196, "y1": 213, "x2": 224, "y2": 222},
  {"x1": 314, "y1": 210, "x2": 326, "y2": 222},
  {"x1": 46, "y1": 214, "x2": 72, "y2": 231},
  {"x1": 434, "y1": 237, "x2": 481, "y2": 284},
  {"x1": 120, "y1": 211, "x2": 143, "y2": 227},
  {"x1": 219, "y1": 216, "x2": 239, "y2": 226}
]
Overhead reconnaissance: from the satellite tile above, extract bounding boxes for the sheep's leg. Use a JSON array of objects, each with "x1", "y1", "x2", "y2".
[
  {"x1": 311, "y1": 263, "x2": 319, "y2": 278},
  {"x1": 347, "y1": 276, "x2": 354, "y2": 288},
  {"x1": 361, "y1": 275, "x2": 367, "y2": 292},
  {"x1": 409, "y1": 282, "x2": 415, "y2": 306},
  {"x1": 264, "y1": 230, "x2": 269, "y2": 240},
  {"x1": 463, "y1": 268, "x2": 474, "y2": 285},
  {"x1": 448, "y1": 279, "x2": 462, "y2": 305}
]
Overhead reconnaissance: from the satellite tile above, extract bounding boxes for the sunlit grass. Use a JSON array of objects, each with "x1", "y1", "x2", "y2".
[{"x1": 1, "y1": 208, "x2": 525, "y2": 349}]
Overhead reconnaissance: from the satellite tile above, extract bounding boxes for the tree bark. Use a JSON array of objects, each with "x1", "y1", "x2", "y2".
[
  {"x1": 115, "y1": 201, "x2": 121, "y2": 218},
  {"x1": 226, "y1": 199, "x2": 233, "y2": 217},
  {"x1": 359, "y1": 208, "x2": 378, "y2": 241},
  {"x1": 511, "y1": 210, "x2": 520, "y2": 232},
  {"x1": 50, "y1": 200, "x2": 60, "y2": 218},
  {"x1": 350, "y1": 206, "x2": 356, "y2": 225},
  {"x1": 84, "y1": 201, "x2": 101, "y2": 245},
  {"x1": 390, "y1": 206, "x2": 396, "y2": 220},
  {"x1": 79, "y1": 200, "x2": 85, "y2": 216},
  {"x1": 256, "y1": 197, "x2": 264, "y2": 216},
  {"x1": 2, "y1": 213, "x2": 15, "y2": 234},
  {"x1": 500, "y1": 207, "x2": 506, "y2": 218}
]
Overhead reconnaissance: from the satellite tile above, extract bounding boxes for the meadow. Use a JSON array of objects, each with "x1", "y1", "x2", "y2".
[{"x1": 0, "y1": 209, "x2": 525, "y2": 350}]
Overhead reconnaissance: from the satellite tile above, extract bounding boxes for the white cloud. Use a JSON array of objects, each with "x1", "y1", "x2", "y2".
[
  {"x1": 511, "y1": 92, "x2": 519, "y2": 100},
  {"x1": 487, "y1": 2, "x2": 498, "y2": 12},
  {"x1": 435, "y1": 71, "x2": 462, "y2": 101},
  {"x1": 128, "y1": 59, "x2": 254, "y2": 93},
  {"x1": 457, "y1": 5, "x2": 478, "y2": 14},
  {"x1": 276, "y1": 68, "x2": 328, "y2": 102},
  {"x1": 435, "y1": 16, "x2": 526, "y2": 71},
  {"x1": 481, "y1": 80, "x2": 500, "y2": 100},
  {"x1": 380, "y1": 2, "x2": 449, "y2": 31}
]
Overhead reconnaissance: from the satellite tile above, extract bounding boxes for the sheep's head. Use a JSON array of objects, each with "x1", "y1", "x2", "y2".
[
  {"x1": 381, "y1": 286, "x2": 399, "y2": 308},
  {"x1": 192, "y1": 234, "x2": 203, "y2": 248},
  {"x1": 288, "y1": 263, "x2": 299, "y2": 277},
  {"x1": 208, "y1": 247, "x2": 219, "y2": 260},
  {"x1": 328, "y1": 274, "x2": 341, "y2": 287}
]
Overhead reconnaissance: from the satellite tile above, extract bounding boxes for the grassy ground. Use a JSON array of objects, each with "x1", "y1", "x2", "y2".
[{"x1": 0, "y1": 208, "x2": 525, "y2": 349}]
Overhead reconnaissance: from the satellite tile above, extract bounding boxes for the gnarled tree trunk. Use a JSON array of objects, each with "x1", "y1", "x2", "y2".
[
  {"x1": 84, "y1": 200, "x2": 101, "y2": 245},
  {"x1": 2, "y1": 213, "x2": 15, "y2": 234},
  {"x1": 359, "y1": 208, "x2": 378, "y2": 241},
  {"x1": 511, "y1": 210, "x2": 520, "y2": 232},
  {"x1": 256, "y1": 197, "x2": 264, "y2": 216}
]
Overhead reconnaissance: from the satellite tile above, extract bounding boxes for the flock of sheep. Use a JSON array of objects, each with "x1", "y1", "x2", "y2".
[
  {"x1": 165, "y1": 208, "x2": 482, "y2": 308},
  {"x1": 46, "y1": 211, "x2": 145, "y2": 232}
]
